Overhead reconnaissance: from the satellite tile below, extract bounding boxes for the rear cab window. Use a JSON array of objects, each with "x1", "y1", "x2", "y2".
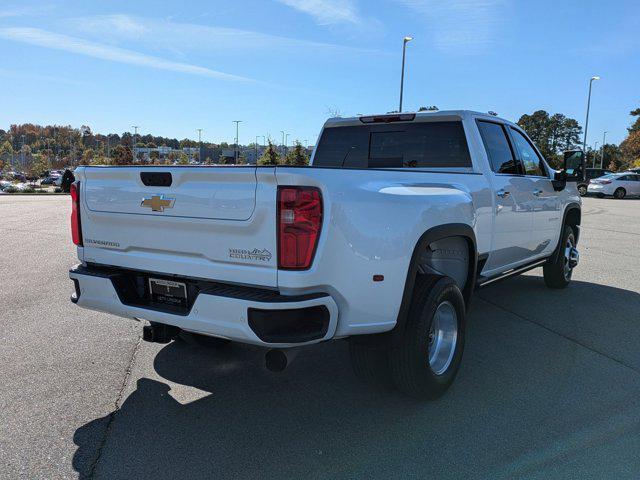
[{"x1": 312, "y1": 121, "x2": 472, "y2": 169}]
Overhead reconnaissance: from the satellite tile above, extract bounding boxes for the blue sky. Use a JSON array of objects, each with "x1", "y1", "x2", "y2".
[{"x1": 0, "y1": 0, "x2": 638, "y2": 147}]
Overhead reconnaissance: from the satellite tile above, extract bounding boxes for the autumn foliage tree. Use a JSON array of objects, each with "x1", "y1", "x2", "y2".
[
  {"x1": 111, "y1": 145, "x2": 133, "y2": 165},
  {"x1": 27, "y1": 155, "x2": 51, "y2": 179},
  {"x1": 620, "y1": 107, "x2": 640, "y2": 168}
]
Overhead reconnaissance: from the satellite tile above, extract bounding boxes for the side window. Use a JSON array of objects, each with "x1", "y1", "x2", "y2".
[
  {"x1": 401, "y1": 122, "x2": 471, "y2": 168},
  {"x1": 509, "y1": 128, "x2": 547, "y2": 177},
  {"x1": 477, "y1": 121, "x2": 521, "y2": 175}
]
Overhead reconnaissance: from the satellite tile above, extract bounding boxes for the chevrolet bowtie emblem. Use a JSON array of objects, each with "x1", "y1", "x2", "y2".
[{"x1": 141, "y1": 195, "x2": 175, "y2": 212}]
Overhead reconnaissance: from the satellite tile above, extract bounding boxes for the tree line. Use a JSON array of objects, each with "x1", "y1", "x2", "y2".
[
  {"x1": 516, "y1": 108, "x2": 639, "y2": 171},
  {"x1": 1, "y1": 107, "x2": 639, "y2": 177},
  {"x1": 0, "y1": 124, "x2": 242, "y2": 176}
]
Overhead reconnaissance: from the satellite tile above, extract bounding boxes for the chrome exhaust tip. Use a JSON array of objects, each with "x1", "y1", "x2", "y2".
[{"x1": 265, "y1": 348, "x2": 300, "y2": 372}]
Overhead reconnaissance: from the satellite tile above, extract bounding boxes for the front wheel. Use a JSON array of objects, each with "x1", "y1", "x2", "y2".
[
  {"x1": 578, "y1": 184, "x2": 587, "y2": 196},
  {"x1": 543, "y1": 225, "x2": 578, "y2": 289},
  {"x1": 614, "y1": 188, "x2": 626, "y2": 199},
  {"x1": 389, "y1": 276, "x2": 466, "y2": 400}
]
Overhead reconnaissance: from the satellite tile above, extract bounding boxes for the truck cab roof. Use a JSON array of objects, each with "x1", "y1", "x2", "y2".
[{"x1": 323, "y1": 110, "x2": 518, "y2": 128}]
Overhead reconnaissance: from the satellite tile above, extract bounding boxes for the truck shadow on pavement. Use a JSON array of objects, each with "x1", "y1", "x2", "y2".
[{"x1": 72, "y1": 278, "x2": 640, "y2": 480}]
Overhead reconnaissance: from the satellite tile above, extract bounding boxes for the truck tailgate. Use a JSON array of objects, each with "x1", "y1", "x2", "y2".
[{"x1": 78, "y1": 166, "x2": 278, "y2": 288}]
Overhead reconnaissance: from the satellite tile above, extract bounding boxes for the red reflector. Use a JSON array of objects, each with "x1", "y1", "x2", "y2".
[
  {"x1": 277, "y1": 186, "x2": 322, "y2": 270},
  {"x1": 70, "y1": 181, "x2": 82, "y2": 246}
]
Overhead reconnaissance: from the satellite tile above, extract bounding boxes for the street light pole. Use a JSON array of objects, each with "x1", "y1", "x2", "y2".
[
  {"x1": 280, "y1": 130, "x2": 285, "y2": 158},
  {"x1": 399, "y1": 36, "x2": 413, "y2": 113},
  {"x1": 581, "y1": 76, "x2": 600, "y2": 157},
  {"x1": 233, "y1": 121, "x2": 242, "y2": 164},
  {"x1": 600, "y1": 131, "x2": 608, "y2": 169},
  {"x1": 131, "y1": 126, "x2": 139, "y2": 164},
  {"x1": 197, "y1": 128, "x2": 203, "y2": 164},
  {"x1": 255, "y1": 135, "x2": 260, "y2": 163}
]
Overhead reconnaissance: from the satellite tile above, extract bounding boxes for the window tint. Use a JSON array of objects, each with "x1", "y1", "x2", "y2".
[
  {"x1": 509, "y1": 128, "x2": 546, "y2": 177},
  {"x1": 369, "y1": 131, "x2": 403, "y2": 164},
  {"x1": 477, "y1": 121, "x2": 521, "y2": 175},
  {"x1": 313, "y1": 121, "x2": 471, "y2": 168},
  {"x1": 312, "y1": 126, "x2": 369, "y2": 168}
]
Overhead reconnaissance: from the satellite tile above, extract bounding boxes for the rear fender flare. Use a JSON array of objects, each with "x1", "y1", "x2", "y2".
[{"x1": 353, "y1": 223, "x2": 477, "y2": 347}]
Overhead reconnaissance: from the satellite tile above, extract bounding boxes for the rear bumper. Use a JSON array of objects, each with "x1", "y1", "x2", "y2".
[
  {"x1": 69, "y1": 264, "x2": 338, "y2": 348},
  {"x1": 587, "y1": 184, "x2": 610, "y2": 195}
]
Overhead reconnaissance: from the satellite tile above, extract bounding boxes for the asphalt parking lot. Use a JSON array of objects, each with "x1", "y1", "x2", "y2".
[{"x1": 1, "y1": 195, "x2": 639, "y2": 479}]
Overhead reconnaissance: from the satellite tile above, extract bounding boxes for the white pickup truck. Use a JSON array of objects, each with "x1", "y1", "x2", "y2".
[{"x1": 69, "y1": 110, "x2": 583, "y2": 399}]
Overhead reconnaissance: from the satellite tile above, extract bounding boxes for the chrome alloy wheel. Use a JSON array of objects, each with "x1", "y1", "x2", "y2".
[
  {"x1": 563, "y1": 236, "x2": 579, "y2": 280},
  {"x1": 427, "y1": 301, "x2": 458, "y2": 375}
]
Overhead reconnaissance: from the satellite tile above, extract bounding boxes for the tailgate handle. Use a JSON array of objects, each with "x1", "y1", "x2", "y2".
[{"x1": 140, "y1": 172, "x2": 172, "y2": 187}]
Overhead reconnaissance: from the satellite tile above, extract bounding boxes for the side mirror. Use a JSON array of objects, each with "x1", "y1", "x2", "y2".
[
  {"x1": 552, "y1": 169, "x2": 567, "y2": 191},
  {"x1": 563, "y1": 150, "x2": 585, "y2": 183}
]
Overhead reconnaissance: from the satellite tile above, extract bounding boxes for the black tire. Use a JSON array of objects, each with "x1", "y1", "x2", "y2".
[
  {"x1": 177, "y1": 331, "x2": 231, "y2": 348},
  {"x1": 349, "y1": 341, "x2": 394, "y2": 389},
  {"x1": 578, "y1": 184, "x2": 587, "y2": 196},
  {"x1": 543, "y1": 225, "x2": 576, "y2": 289},
  {"x1": 614, "y1": 188, "x2": 626, "y2": 199},
  {"x1": 389, "y1": 276, "x2": 466, "y2": 400}
]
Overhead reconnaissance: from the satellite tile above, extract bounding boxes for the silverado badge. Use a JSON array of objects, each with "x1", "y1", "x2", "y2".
[{"x1": 141, "y1": 195, "x2": 175, "y2": 212}]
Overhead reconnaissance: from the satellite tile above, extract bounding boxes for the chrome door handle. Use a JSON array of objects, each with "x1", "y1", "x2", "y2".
[
  {"x1": 497, "y1": 189, "x2": 510, "y2": 198},
  {"x1": 533, "y1": 189, "x2": 543, "y2": 196}
]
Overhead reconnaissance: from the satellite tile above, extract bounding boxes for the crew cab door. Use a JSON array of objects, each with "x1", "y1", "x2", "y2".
[
  {"x1": 508, "y1": 127, "x2": 562, "y2": 257},
  {"x1": 476, "y1": 120, "x2": 533, "y2": 271}
]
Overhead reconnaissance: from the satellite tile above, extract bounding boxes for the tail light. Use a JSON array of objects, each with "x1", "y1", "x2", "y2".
[
  {"x1": 70, "y1": 181, "x2": 82, "y2": 246},
  {"x1": 600, "y1": 180, "x2": 612, "y2": 184},
  {"x1": 277, "y1": 186, "x2": 322, "y2": 270}
]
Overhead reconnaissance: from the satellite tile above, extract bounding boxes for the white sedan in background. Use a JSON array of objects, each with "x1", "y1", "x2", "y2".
[{"x1": 588, "y1": 173, "x2": 640, "y2": 199}]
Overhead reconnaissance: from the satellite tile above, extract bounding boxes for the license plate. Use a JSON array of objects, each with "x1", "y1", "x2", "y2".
[{"x1": 149, "y1": 278, "x2": 187, "y2": 308}]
